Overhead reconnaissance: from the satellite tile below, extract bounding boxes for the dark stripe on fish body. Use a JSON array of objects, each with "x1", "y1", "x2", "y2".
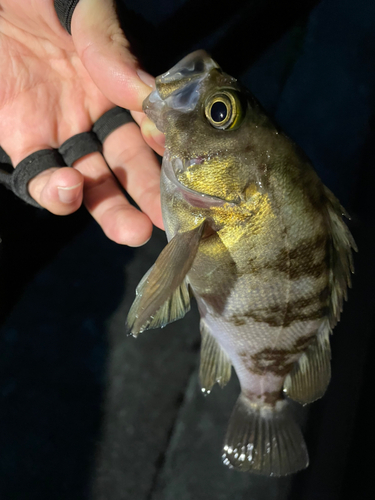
[
  {"x1": 284, "y1": 304, "x2": 329, "y2": 326},
  {"x1": 246, "y1": 234, "x2": 329, "y2": 281},
  {"x1": 233, "y1": 317, "x2": 247, "y2": 326},
  {"x1": 287, "y1": 235, "x2": 329, "y2": 280},
  {"x1": 231, "y1": 291, "x2": 329, "y2": 328},
  {"x1": 279, "y1": 154, "x2": 328, "y2": 214},
  {"x1": 238, "y1": 331, "x2": 317, "y2": 377},
  {"x1": 242, "y1": 389, "x2": 282, "y2": 405},
  {"x1": 250, "y1": 349, "x2": 295, "y2": 377},
  {"x1": 249, "y1": 340, "x2": 315, "y2": 377},
  {"x1": 293, "y1": 333, "x2": 317, "y2": 351}
]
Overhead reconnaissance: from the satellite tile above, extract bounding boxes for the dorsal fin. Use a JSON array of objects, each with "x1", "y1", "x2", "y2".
[
  {"x1": 127, "y1": 221, "x2": 206, "y2": 335},
  {"x1": 283, "y1": 324, "x2": 331, "y2": 404},
  {"x1": 199, "y1": 320, "x2": 232, "y2": 394},
  {"x1": 284, "y1": 189, "x2": 355, "y2": 405},
  {"x1": 324, "y1": 186, "x2": 357, "y2": 327}
]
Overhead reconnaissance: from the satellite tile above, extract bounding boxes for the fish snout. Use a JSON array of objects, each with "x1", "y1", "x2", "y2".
[
  {"x1": 156, "y1": 50, "x2": 218, "y2": 87},
  {"x1": 143, "y1": 50, "x2": 219, "y2": 131}
]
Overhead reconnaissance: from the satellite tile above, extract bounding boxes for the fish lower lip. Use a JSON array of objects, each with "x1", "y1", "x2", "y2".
[{"x1": 173, "y1": 157, "x2": 204, "y2": 174}]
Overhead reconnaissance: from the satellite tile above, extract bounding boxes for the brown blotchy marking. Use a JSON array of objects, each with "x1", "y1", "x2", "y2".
[
  {"x1": 273, "y1": 235, "x2": 329, "y2": 280},
  {"x1": 247, "y1": 234, "x2": 329, "y2": 281},
  {"x1": 301, "y1": 172, "x2": 328, "y2": 212},
  {"x1": 250, "y1": 348, "x2": 295, "y2": 376},
  {"x1": 262, "y1": 391, "x2": 281, "y2": 404},
  {"x1": 319, "y1": 286, "x2": 330, "y2": 302},
  {"x1": 284, "y1": 304, "x2": 328, "y2": 326},
  {"x1": 238, "y1": 350, "x2": 255, "y2": 374},
  {"x1": 238, "y1": 334, "x2": 316, "y2": 378},
  {"x1": 250, "y1": 340, "x2": 315, "y2": 376},
  {"x1": 233, "y1": 317, "x2": 247, "y2": 326},
  {"x1": 293, "y1": 334, "x2": 315, "y2": 351},
  {"x1": 290, "y1": 259, "x2": 327, "y2": 280},
  {"x1": 232, "y1": 294, "x2": 328, "y2": 328},
  {"x1": 243, "y1": 390, "x2": 281, "y2": 405}
]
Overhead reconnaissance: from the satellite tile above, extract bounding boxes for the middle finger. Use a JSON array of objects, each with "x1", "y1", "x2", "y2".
[
  {"x1": 74, "y1": 141, "x2": 156, "y2": 246},
  {"x1": 101, "y1": 121, "x2": 164, "y2": 229}
]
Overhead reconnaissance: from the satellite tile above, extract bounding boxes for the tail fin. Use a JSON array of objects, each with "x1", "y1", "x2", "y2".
[{"x1": 222, "y1": 394, "x2": 308, "y2": 476}]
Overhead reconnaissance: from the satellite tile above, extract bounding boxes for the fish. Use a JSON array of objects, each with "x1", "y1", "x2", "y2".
[{"x1": 127, "y1": 50, "x2": 356, "y2": 476}]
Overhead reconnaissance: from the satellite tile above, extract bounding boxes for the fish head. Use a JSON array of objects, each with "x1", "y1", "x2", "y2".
[{"x1": 143, "y1": 50, "x2": 276, "y2": 205}]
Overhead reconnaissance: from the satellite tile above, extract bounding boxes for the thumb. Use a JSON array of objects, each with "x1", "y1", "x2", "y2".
[{"x1": 71, "y1": 0, "x2": 154, "y2": 111}]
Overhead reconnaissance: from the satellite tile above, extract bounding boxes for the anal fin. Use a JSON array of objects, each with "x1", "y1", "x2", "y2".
[
  {"x1": 223, "y1": 395, "x2": 308, "y2": 476},
  {"x1": 199, "y1": 321, "x2": 231, "y2": 394},
  {"x1": 283, "y1": 326, "x2": 331, "y2": 405}
]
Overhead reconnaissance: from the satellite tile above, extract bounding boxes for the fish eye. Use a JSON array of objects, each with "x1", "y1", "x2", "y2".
[{"x1": 204, "y1": 90, "x2": 243, "y2": 130}]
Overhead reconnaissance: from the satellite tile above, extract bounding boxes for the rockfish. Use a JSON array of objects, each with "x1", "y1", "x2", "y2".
[{"x1": 127, "y1": 51, "x2": 356, "y2": 476}]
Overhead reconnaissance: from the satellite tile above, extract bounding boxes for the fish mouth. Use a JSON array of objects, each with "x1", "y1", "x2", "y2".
[
  {"x1": 163, "y1": 151, "x2": 237, "y2": 209},
  {"x1": 143, "y1": 50, "x2": 219, "y2": 132}
]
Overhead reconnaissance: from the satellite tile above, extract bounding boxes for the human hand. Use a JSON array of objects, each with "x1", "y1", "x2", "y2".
[{"x1": 0, "y1": 0, "x2": 165, "y2": 246}]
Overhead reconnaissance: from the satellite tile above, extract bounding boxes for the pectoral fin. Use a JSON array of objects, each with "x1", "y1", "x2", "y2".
[
  {"x1": 127, "y1": 221, "x2": 206, "y2": 335},
  {"x1": 283, "y1": 326, "x2": 331, "y2": 405}
]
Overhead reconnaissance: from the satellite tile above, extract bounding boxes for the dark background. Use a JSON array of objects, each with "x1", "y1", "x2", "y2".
[{"x1": 1, "y1": 0, "x2": 375, "y2": 498}]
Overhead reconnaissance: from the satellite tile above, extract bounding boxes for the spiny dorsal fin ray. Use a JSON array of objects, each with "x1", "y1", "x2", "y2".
[
  {"x1": 283, "y1": 324, "x2": 331, "y2": 405},
  {"x1": 324, "y1": 186, "x2": 357, "y2": 327},
  {"x1": 199, "y1": 321, "x2": 232, "y2": 394},
  {"x1": 222, "y1": 395, "x2": 309, "y2": 476},
  {"x1": 127, "y1": 221, "x2": 206, "y2": 335}
]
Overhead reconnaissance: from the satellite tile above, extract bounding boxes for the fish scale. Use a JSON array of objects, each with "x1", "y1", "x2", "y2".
[{"x1": 127, "y1": 50, "x2": 356, "y2": 476}]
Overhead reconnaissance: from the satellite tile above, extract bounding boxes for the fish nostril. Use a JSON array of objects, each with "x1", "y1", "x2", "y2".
[{"x1": 193, "y1": 60, "x2": 205, "y2": 73}]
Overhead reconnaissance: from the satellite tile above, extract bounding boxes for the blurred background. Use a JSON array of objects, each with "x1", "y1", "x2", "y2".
[{"x1": 1, "y1": 0, "x2": 374, "y2": 498}]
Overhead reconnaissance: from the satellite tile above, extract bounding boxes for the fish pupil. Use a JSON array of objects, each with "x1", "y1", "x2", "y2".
[{"x1": 211, "y1": 101, "x2": 228, "y2": 123}]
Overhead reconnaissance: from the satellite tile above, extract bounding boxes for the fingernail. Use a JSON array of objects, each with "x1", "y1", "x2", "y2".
[
  {"x1": 57, "y1": 183, "x2": 82, "y2": 204},
  {"x1": 137, "y1": 69, "x2": 155, "y2": 88},
  {"x1": 143, "y1": 119, "x2": 165, "y2": 147},
  {"x1": 129, "y1": 236, "x2": 152, "y2": 248},
  {"x1": 152, "y1": 130, "x2": 165, "y2": 147}
]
